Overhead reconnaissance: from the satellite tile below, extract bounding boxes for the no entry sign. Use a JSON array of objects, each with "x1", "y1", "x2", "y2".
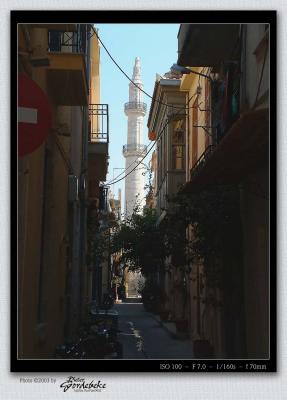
[{"x1": 18, "y1": 74, "x2": 52, "y2": 157}]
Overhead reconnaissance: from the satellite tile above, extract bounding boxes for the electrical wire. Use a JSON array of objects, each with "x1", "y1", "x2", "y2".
[
  {"x1": 106, "y1": 93, "x2": 196, "y2": 186},
  {"x1": 106, "y1": 85, "x2": 213, "y2": 186},
  {"x1": 107, "y1": 77, "x2": 215, "y2": 186},
  {"x1": 106, "y1": 120, "x2": 166, "y2": 186},
  {"x1": 89, "y1": 27, "x2": 212, "y2": 185},
  {"x1": 106, "y1": 43, "x2": 249, "y2": 187},
  {"x1": 91, "y1": 26, "x2": 211, "y2": 111},
  {"x1": 89, "y1": 27, "x2": 214, "y2": 183},
  {"x1": 106, "y1": 91, "x2": 198, "y2": 185},
  {"x1": 108, "y1": 142, "x2": 155, "y2": 184}
]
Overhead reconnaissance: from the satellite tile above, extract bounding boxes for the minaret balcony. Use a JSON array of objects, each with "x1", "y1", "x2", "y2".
[
  {"x1": 124, "y1": 101, "x2": 147, "y2": 115},
  {"x1": 123, "y1": 144, "x2": 147, "y2": 157}
]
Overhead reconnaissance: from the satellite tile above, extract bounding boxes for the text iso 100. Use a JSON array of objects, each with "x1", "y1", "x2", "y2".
[{"x1": 159, "y1": 364, "x2": 183, "y2": 370}]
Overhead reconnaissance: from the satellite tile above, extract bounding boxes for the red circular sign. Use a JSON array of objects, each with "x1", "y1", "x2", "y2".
[{"x1": 18, "y1": 74, "x2": 52, "y2": 157}]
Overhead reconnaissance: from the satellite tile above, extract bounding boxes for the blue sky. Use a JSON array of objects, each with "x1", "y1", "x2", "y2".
[{"x1": 95, "y1": 23, "x2": 179, "y2": 210}]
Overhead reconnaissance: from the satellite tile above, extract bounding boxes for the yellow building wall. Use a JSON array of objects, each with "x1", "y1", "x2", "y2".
[
  {"x1": 180, "y1": 70, "x2": 223, "y2": 355},
  {"x1": 88, "y1": 30, "x2": 109, "y2": 304},
  {"x1": 89, "y1": 33, "x2": 101, "y2": 140},
  {"x1": 180, "y1": 69, "x2": 210, "y2": 179},
  {"x1": 18, "y1": 27, "x2": 48, "y2": 357},
  {"x1": 178, "y1": 26, "x2": 269, "y2": 358},
  {"x1": 38, "y1": 135, "x2": 69, "y2": 357},
  {"x1": 18, "y1": 24, "x2": 113, "y2": 358},
  {"x1": 18, "y1": 25, "x2": 72, "y2": 358},
  {"x1": 90, "y1": 33, "x2": 100, "y2": 104},
  {"x1": 18, "y1": 147, "x2": 45, "y2": 357}
]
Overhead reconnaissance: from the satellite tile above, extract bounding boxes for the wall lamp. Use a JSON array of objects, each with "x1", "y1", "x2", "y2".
[{"x1": 171, "y1": 64, "x2": 213, "y2": 82}]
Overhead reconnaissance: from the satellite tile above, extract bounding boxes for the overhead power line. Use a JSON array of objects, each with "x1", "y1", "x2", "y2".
[
  {"x1": 106, "y1": 93, "x2": 196, "y2": 186},
  {"x1": 89, "y1": 26, "x2": 212, "y2": 185},
  {"x1": 91, "y1": 26, "x2": 210, "y2": 111}
]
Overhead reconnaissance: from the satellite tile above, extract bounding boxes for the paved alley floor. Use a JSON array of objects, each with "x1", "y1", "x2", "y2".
[{"x1": 114, "y1": 302, "x2": 194, "y2": 359}]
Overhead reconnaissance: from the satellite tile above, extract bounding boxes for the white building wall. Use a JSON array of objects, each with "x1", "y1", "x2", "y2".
[{"x1": 124, "y1": 155, "x2": 145, "y2": 215}]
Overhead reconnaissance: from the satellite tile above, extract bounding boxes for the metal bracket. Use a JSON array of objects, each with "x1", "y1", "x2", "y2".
[{"x1": 192, "y1": 125, "x2": 215, "y2": 137}]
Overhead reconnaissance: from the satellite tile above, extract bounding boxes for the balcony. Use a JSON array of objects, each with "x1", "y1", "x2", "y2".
[
  {"x1": 46, "y1": 29, "x2": 88, "y2": 105},
  {"x1": 124, "y1": 101, "x2": 147, "y2": 115},
  {"x1": 177, "y1": 24, "x2": 240, "y2": 67},
  {"x1": 189, "y1": 63, "x2": 241, "y2": 182},
  {"x1": 89, "y1": 104, "x2": 109, "y2": 144},
  {"x1": 88, "y1": 104, "x2": 109, "y2": 181},
  {"x1": 122, "y1": 144, "x2": 147, "y2": 157},
  {"x1": 186, "y1": 108, "x2": 269, "y2": 193},
  {"x1": 190, "y1": 145, "x2": 216, "y2": 181}
]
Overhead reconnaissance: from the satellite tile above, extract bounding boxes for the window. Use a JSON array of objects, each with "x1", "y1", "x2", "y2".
[
  {"x1": 173, "y1": 145, "x2": 184, "y2": 170},
  {"x1": 172, "y1": 119, "x2": 185, "y2": 170}
]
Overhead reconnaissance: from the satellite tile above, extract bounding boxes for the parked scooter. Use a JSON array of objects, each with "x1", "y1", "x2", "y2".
[
  {"x1": 55, "y1": 299, "x2": 123, "y2": 359},
  {"x1": 78, "y1": 309, "x2": 123, "y2": 359}
]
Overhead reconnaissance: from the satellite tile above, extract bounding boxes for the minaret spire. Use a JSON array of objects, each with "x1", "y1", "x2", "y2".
[
  {"x1": 123, "y1": 57, "x2": 147, "y2": 217},
  {"x1": 132, "y1": 57, "x2": 141, "y2": 81}
]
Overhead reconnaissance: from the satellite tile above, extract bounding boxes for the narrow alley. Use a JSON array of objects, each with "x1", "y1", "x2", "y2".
[
  {"x1": 16, "y1": 19, "x2": 272, "y2": 366},
  {"x1": 115, "y1": 301, "x2": 194, "y2": 359}
]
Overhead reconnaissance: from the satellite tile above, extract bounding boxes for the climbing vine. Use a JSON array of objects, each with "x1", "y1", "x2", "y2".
[{"x1": 165, "y1": 184, "x2": 240, "y2": 287}]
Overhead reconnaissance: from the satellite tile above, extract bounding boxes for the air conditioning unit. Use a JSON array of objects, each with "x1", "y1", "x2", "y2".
[{"x1": 68, "y1": 175, "x2": 78, "y2": 202}]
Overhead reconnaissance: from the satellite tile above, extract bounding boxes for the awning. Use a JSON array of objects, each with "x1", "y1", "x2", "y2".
[{"x1": 177, "y1": 24, "x2": 240, "y2": 67}]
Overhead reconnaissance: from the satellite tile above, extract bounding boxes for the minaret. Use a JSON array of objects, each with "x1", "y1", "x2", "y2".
[{"x1": 123, "y1": 57, "x2": 147, "y2": 217}]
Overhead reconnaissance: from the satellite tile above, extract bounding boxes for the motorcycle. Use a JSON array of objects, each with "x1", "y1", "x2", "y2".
[
  {"x1": 79, "y1": 309, "x2": 123, "y2": 359},
  {"x1": 74, "y1": 307, "x2": 123, "y2": 358},
  {"x1": 55, "y1": 302, "x2": 123, "y2": 359}
]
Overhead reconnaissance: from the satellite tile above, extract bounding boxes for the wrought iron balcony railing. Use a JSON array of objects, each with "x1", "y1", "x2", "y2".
[
  {"x1": 189, "y1": 63, "x2": 240, "y2": 181},
  {"x1": 89, "y1": 104, "x2": 109, "y2": 143},
  {"x1": 48, "y1": 27, "x2": 88, "y2": 54},
  {"x1": 124, "y1": 102, "x2": 147, "y2": 114},
  {"x1": 190, "y1": 145, "x2": 216, "y2": 179},
  {"x1": 122, "y1": 144, "x2": 147, "y2": 156}
]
